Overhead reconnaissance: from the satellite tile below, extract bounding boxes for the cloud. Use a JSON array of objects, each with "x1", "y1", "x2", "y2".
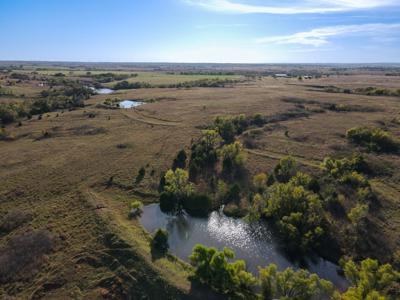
[
  {"x1": 256, "y1": 23, "x2": 400, "y2": 46},
  {"x1": 183, "y1": 0, "x2": 399, "y2": 14}
]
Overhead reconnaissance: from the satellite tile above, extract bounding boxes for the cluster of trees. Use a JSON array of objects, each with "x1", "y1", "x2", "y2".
[
  {"x1": 113, "y1": 81, "x2": 152, "y2": 90},
  {"x1": 189, "y1": 245, "x2": 400, "y2": 299},
  {"x1": 113, "y1": 78, "x2": 240, "y2": 90},
  {"x1": 0, "y1": 84, "x2": 93, "y2": 125},
  {"x1": 89, "y1": 72, "x2": 136, "y2": 83},
  {"x1": 324, "y1": 86, "x2": 400, "y2": 97},
  {"x1": 248, "y1": 157, "x2": 325, "y2": 253},
  {"x1": 346, "y1": 127, "x2": 399, "y2": 153}
]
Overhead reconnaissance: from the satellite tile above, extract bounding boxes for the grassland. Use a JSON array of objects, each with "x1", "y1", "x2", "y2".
[{"x1": 1, "y1": 64, "x2": 400, "y2": 298}]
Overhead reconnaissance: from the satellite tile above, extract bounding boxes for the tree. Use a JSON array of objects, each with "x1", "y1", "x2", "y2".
[
  {"x1": 164, "y1": 168, "x2": 194, "y2": 199},
  {"x1": 219, "y1": 141, "x2": 247, "y2": 177},
  {"x1": 264, "y1": 182, "x2": 324, "y2": 252},
  {"x1": 253, "y1": 173, "x2": 267, "y2": 193},
  {"x1": 341, "y1": 258, "x2": 400, "y2": 300},
  {"x1": 274, "y1": 156, "x2": 297, "y2": 183},
  {"x1": 259, "y1": 264, "x2": 336, "y2": 300},
  {"x1": 160, "y1": 169, "x2": 194, "y2": 214},
  {"x1": 151, "y1": 229, "x2": 169, "y2": 254},
  {"x1": 172, "y1": 149, "x2": 187, "y2": 170},
  {"x1": 214, "y1": 116, "x2": 236, "y2": 143},
  {"x1": 189, "y1": 245, "x2": 257, "y2": 297}
]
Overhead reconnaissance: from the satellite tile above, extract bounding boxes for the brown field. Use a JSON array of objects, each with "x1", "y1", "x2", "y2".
[{"x1": 1, "y1": 68, "x2": 400, "y2": 298}]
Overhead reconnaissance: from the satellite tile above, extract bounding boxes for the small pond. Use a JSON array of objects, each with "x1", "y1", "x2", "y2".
[
  {"x1": 119, "y1": 100, "x2": 144, "y2": 108},
  {"x1": 140, "y1": 204, "x2": 348, "y2": 290},
  {"x1": 90, "y1": 87, "x2": 114, "y2": 94}
]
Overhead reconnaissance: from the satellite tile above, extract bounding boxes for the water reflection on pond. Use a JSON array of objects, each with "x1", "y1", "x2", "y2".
[
  {"x1": 140, "y1": 204, "x2": 348, "y2": 290},
  {"x1": 90, "y1": 87, "x2": 114, "y2": 94},
  {"x1": 119, "y1": 100, "x2": 144, "y2": 108}
]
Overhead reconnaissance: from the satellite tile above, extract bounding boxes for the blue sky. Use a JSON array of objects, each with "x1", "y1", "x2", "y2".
[{"x1": 1, "y1": 0, "x2": 399, "y2": 63}]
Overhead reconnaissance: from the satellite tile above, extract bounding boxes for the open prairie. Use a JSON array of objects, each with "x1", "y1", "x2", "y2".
[{"x1": 1, "y1": 65, "x2": 400, "y2": 298}]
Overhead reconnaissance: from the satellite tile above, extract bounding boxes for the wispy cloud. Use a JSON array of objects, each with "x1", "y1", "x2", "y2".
[
  {"x1": 256, "y1": 23, "x2": 400, "y2": 46},
  {"x1": 184, "y1": 0, "x2": 399, "y2": 14}
]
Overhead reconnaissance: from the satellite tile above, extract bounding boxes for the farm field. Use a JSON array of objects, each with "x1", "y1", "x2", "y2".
[{"x1": 1, "y1": 64, "x2": 400, "y2": 299}]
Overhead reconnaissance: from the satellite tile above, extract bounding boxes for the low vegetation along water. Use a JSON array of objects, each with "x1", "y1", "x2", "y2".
[{"x1": 140, "y1": 203, "x2": 349, "y2": 290}]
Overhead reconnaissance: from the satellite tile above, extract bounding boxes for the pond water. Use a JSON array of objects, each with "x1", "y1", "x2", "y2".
[
  {"x1": 89, "y1": 87, "x2": 114, "y2": 94},
  {"x1": 119, "y1": 100, "x2": 144, "y2": 108},
  {"x1": 140, "y1": 204, "x2": 348, "y2": 290}
]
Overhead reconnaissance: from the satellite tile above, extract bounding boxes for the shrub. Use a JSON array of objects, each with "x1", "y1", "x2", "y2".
[
  {"x1": 348, "y1": 204, "x2": 369, "y2": 228},
  {"x1": 346, "y1": 127, "x2": 399, "y2": 153},
  {"x1": 150, "y1": 229, "x2": 169, "y2": 254},
  {"x1": 339, "y1": 171, "x2": 369, "y2": 188},
  {"x1": 135, "y1": 167, "x2": 145, "y2": 184}
]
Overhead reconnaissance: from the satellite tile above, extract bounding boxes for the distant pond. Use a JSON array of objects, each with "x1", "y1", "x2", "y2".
[
  {"x1": 90, "y1": 87, "x2": 114, "y2": 94},
  {"x1": 119, "y1": 100, "x2": 144, "y2": 108},
  {"x1": 140, "y1": 204, "x2": 349, "y2": 290}
]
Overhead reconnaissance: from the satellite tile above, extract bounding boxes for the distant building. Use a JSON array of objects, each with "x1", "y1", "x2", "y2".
[{"x1": 275, "y1": 73, "x2": 289, "y2": 78}]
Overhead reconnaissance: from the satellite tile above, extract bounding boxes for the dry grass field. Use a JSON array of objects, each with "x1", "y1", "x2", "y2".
[{"x1": 1, "y1": 68, "x2": 400, "y2": 298}]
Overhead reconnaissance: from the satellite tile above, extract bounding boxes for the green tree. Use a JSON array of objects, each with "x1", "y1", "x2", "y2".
[
  {"x1": 189, "y1": 245, "x2": 257, "y2": 297},
  {"x1": 160, "y1": 168, "x2": 194, "y2": 214},
  {"x1": 259, "y1": 264, "x2": 336, "y2": 300},
  {"x1": 341, "y1": 258, "x2": 400, "y2": 300},
  {"x1": 151, "y1": 229, "x2": 169, "y2": 254},
  {"x1": 264, "y1": 182, "x2": 324, "y2": 252},
  {"x1": 219, "y1": 141, "x2": 247, "y2": 177},
  {"x1": 274, "y1": 156, "x2": 297, "y2": 183}
]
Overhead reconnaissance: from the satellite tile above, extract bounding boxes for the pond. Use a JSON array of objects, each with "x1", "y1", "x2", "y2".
[
  {"x1": 89, "y1": 87, "x2": 114, "y2": 94},
  {"x1": 140, "y1": 204, "x2": 349, "y2": 290},
  {"x1": 119, "y1": 100, "x2": 144, "y2": 108}
]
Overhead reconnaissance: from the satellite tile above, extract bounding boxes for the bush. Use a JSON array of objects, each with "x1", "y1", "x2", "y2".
[
  {"x1": 348, "y1": 204, "x2": 369, "y2": 228},
  {"x1": 346, "y1": 127, "x2": 399, "y2": 153},
  {"x1": 135, "y1": 167, "x2": 145, "y2": 184},
  {"x1": 150, "y1": 229, "x2": 169, "y2": 254}
]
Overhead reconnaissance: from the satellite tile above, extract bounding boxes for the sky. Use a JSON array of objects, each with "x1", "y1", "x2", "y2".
[{"x1": 0, "y1": 0, "x2": 400, "y2": 63}]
